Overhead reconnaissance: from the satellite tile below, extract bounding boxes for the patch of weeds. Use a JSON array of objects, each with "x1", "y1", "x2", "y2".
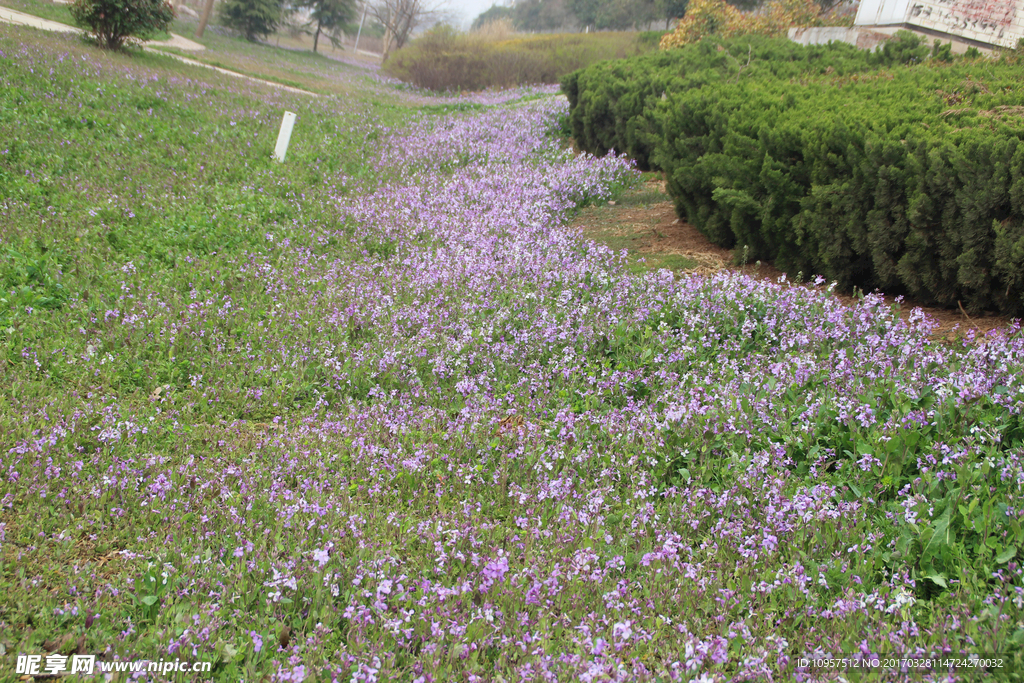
[
  {"x1": 1, "y1": 245, "x2": 70, "y2": 323},
  {"x1": 571, "y1": 178, "x2": 699, "y2": 274},
  {"x1": 628, "y1": 253, "x2": 698, "y2": 273}
]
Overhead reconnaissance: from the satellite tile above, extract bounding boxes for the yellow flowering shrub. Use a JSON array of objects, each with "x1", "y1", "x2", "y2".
[{"x1": 660, "y1": 0, "x2": 823, "y2": 49}]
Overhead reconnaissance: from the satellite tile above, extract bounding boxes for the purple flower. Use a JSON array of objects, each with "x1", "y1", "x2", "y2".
[
  {"x1": 478, "y1": 554, "x2": 509, "y2": 593},
  {"x1": 311, "y1": 546, "x2": 330, "y2": 568}
]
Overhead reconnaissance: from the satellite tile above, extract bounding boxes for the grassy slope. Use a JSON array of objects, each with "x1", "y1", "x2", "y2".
[
  {"x1": 1, "y1": 0, "x2": 76, "y2": 26},
  {"x1": 149, "y1": 29, "x2": 387, "y2": 98},
  {"x1": 2, "y1": 20, "x2": 1024, "y2": 682},
  {"x1": 0, "y1": 0, "x2": 175, "y2": 41}
]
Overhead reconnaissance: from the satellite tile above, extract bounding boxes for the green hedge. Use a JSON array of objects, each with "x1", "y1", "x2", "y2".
[
  {"x1": 562, "y1": 34, "x2": 928, "y2": 171},
  {"x1": 563, "y1": 35, "x2": 1024, "y2": 314}
]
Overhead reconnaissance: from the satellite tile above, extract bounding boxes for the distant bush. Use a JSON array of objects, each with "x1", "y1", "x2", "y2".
[
  {"x1": 69, "y1": 0, "x2": 175, "y2": 50},
  {"x1": 659, "y1": 0, "x2": 823, "y2": 48},
  {"x1": 636, "y1": 30, "x2": 668, "y2": 49},
  {"x1": 382, "y1": 25, "x2": 659, "y2": 92},
  {"x1": 471, "y1": 4, "x2": 514, "y2": 31},
  {"x1": 564, "y1": 34, "x2": 1024, "y2": 314}
]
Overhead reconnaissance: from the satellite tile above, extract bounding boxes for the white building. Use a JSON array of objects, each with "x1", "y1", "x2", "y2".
[{"x1": 854, "y1": 0, "x2": 1024, "y2": 49}]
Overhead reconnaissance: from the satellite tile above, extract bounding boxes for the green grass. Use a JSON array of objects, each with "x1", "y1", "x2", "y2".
[
  {"x1": 632, "y1": 252, "x2": 698, "y2": 271},
  {"x1": 0, "y1": 0, "x2": 176, "y2": 41},
  {"x1": 149, "y1": 29, "x2": 383, "y2": 97},
  {"x1": 0, "y1": 0, "x2": 76, "y2": 26},
  {"x1": 0, "y1": 21, "x2": 414, "y2": 339},
  {"x1": 570, "y1": 175, "x2": 700, "y2": 274},
  {"x1": 1, "y1": 0, "x2": 387, "y2": 96}
]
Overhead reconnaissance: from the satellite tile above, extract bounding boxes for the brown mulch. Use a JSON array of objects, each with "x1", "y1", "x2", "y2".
[{"x1": 575, "y1": 185, "x2": 1019, "y2": 341}]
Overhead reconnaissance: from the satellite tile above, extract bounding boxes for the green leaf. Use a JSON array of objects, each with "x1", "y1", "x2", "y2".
[
  {"x1": 895, "y1": 530, "x2": 913, "y2": 555},
  {"x1": 996, "y1": 546, "x2": 1017, "y2": 564},
  {"x1": 920, "y1": 505, "x2": 952, "y2": 564},
  {"x1": 141, "y1": 595, "x2": 159, "y2": 606},
  {"x1": 902, "y1": 431, "x2": 921, "y2": 451},
  {"x1": 922, "y1": 570, "x2": 948, "y2": 589}
]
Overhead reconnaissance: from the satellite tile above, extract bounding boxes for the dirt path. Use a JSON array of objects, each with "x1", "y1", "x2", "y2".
[
  {"x1": 151, "y1": 50, "x2": 319, "y2": 96},
  {"x1": 147, "y1": 33, "x2": 205, "y2": 51},
  {"x1": 0, "y1": 4, "x2": 80, "y2": 33},
  {"x1": 572, "y1": 178, "x2": 1021, "y2": 340}
]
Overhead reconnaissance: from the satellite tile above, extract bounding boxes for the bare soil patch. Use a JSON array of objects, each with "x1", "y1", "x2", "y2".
[{"x1": 572, "y1": 178, "x2": 1020, "y2": 341}]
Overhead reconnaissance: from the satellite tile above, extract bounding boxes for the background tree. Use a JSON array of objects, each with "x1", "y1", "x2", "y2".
[
  {"x1": 219, "y1": 0, "x2": 285, "y2": 41},
  {"x1": 656, "y1": 0, "x2": 688, "y2": 27},
  {"x1": 599, "y1": 0, "x2": 657, "y2": 29},
  {"x1": 513, "y1": 0, "x2": 573, "y2": 31},
  {"x1": 370, "y1": 0, "x2": 447, "y2": 59},
  {"x1": 69, "y1": 0, "x2": 175, "y2": 50},
  {"x1": 567, "y1": 0, "x2": 599, "y2": 30},
  {"x1": 471, "y1": 3, "x2": 514, "y2": 30},
  {"x1": 568, "y1": 0, "x2": 657, "y2": 30},
  {"x1": 301, "y1": 0, "x2": 357, "y2": 52}
]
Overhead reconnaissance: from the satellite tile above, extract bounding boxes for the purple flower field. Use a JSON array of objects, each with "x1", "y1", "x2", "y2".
[{"x1": 2, "y1": 24, "x2": 1024, "y2": 682}]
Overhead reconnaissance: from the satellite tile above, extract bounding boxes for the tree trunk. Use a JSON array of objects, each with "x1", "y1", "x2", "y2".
[
  {"x1": 382, "y1": 26, "x2": 393, "y2": 61},
  {"x1": 196, "y1": 0, "x2": 215, "y2": 38},
  {"x1": 313, "y1": 19, "x2": 321, "y2": 53}
]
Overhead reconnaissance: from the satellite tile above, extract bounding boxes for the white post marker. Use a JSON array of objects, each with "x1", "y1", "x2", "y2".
[{"x1": 274, "y1": 111, "x2": 297, "y2": 163}]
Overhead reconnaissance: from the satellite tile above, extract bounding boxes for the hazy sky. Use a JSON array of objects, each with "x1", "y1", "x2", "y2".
[{"x1": 446, "y1": 0, "x2": 505, "y2": 28}]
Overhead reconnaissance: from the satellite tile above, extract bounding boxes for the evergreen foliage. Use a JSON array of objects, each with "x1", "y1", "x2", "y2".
[
  {"x1": 301, "y1": 0, "x2": 357, "y2": 52},
  {"x1": 218, "y1": 0, "x2": 284, "y2": 41},
  {"x1": 563, "y1": 34, "x2": 1024, "y2": 313},
  {"x1": 69, "y1": 0, "x2": 174, "y2": 50},
  {"x1": 563, "y1": 34, "x2": 890, "y2": 171},
  {"x1": 655, "y1": 0, "x2": 689, "y2": 27}
]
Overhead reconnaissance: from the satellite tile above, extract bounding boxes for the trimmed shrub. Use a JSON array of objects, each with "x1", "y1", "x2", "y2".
[
  {"x1": 562, "y1": 34, "x2": 920, "y2": 171},
  {"x1": 563, "y1": 34, "x2": 1024, "y2": 313},
  {"x1": 69, "y1": 0, "x2": 175, "y2": 50},
  {"x1": 651, "y1": 59, "x2": 1024, "y2": 313}
]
